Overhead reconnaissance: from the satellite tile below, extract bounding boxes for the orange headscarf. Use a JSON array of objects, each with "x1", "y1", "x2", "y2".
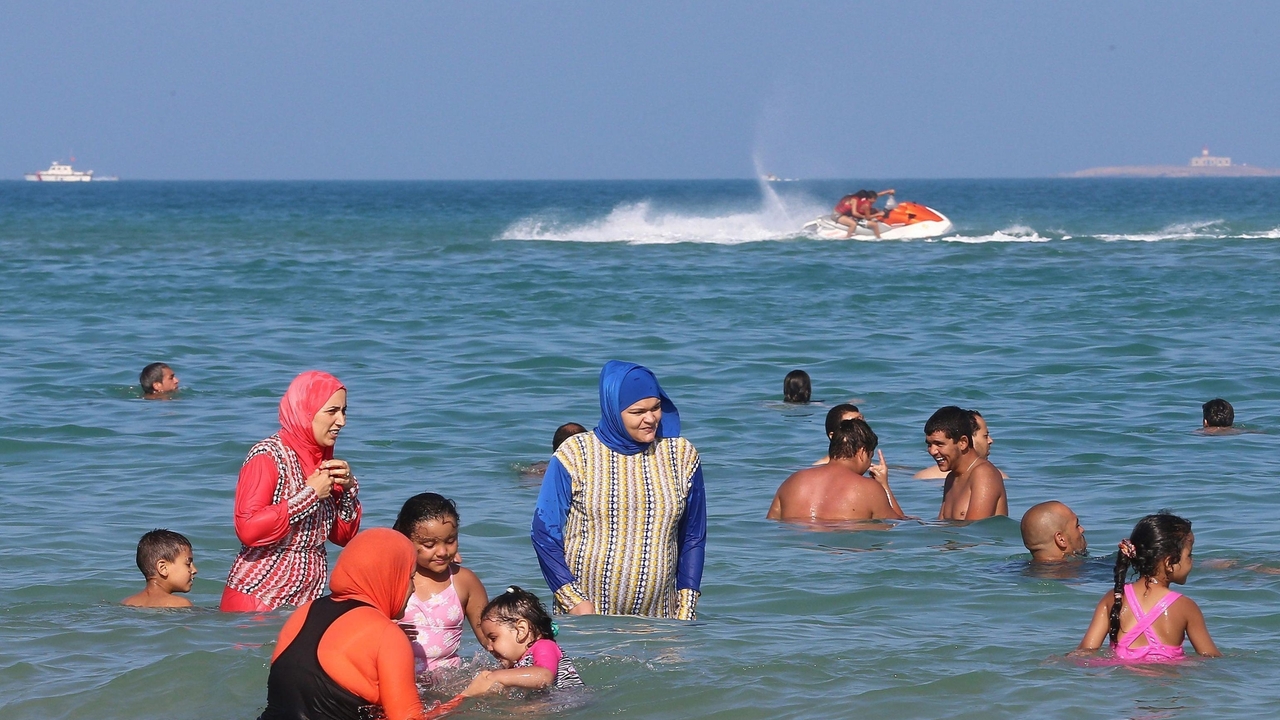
[
  {"x1": 277, "y1": 370, "x2": 345, "y2": 473},
  {"x1": 329, "y1": 529, "x2": 416, "y2": 619}
]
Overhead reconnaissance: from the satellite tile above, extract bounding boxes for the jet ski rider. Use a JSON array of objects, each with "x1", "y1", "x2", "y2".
[{"x1": 832, "y1": 188, "x2": 895, "y2": 238}]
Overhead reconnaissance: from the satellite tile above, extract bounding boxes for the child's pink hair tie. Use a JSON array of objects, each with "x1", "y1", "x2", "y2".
[{"x1": 1118, "y1": 539, "x2": 1137, "y2": 559}]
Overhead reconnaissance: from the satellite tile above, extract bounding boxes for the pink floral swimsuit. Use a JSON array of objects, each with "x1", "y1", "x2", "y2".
[{"x1": 404, "y1": 575, "x2": 465, "y2": 674}]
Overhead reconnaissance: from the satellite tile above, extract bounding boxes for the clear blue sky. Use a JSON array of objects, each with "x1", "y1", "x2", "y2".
[{"x1": 3, "y1": 1, "x2": 1276, "y2": 179}]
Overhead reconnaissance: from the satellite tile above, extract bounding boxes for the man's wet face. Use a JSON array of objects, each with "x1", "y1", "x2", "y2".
[{"x1": 925, "y1": 431, "x2": 962, "y2": 471}]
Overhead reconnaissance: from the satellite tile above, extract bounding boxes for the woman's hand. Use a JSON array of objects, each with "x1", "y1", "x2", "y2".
[
  {"x1": 461, "y1": 671, "x2": 500, "y2": 697},
  {"x1": 306, "y1": 467, "x2": 334, "y2": 499},
  {"x1": 321, "y1": 459, "x2": 353, "y2": 487},
  {"x1": 568, "y1": 600, "x2": 596, "y2": 615}
]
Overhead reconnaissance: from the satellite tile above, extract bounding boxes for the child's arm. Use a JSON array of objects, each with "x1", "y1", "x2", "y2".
[
  {"x1": 1180, "y1": 598, "x2": 1222, "y2": 657},
  {"x1": 454, "y1": 567, "x2": 489, "y2": 647},
  {"x1": 461, "y1": 667, "x2": 554, "y2": 696},
  {"x1": 1073, "y1": 593, "x2": 1115, "y2": 654}
]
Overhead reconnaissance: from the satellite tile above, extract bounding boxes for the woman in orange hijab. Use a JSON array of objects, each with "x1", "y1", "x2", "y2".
[
  {"x1": 259, "y1": 528, "x2": 424, "y2": 720},
  {"x1": 221, "y1": 370, "x2": 362, "y2": 612}
]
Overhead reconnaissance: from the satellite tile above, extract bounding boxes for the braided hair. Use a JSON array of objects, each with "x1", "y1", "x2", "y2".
[
  {"x1": 482, "y1": 586, "x2": 556, "y2": 642},
  {"x1": 1109, "y1": 512, "x2": 1193, "y2": 644}
]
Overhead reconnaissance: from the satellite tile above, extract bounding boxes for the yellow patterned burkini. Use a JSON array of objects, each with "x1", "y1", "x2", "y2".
[{"x1": 553, "y1": 431, "x2": 700, "y2": 619}]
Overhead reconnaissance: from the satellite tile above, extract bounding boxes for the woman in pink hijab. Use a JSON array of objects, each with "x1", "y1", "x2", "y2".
[{"x1": 220, "y1": 371, "x2": 363, "y2": 612}]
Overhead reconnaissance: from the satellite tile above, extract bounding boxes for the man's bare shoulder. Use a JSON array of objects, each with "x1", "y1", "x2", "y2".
[{"x1": 971, "y1": 460, "x2": 1006, "y2": 487}]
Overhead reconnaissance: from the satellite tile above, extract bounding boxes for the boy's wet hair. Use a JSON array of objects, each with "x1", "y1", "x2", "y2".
[
  {"x1": 482, "y1": 586, "x2": 555, "y2": 642},
  {"x1": 783, "y1": 370, "x2": 812, "y2": 404},
  {"x1": 924, "y1": 405, "x2": 975, "y2": 443},
  {"x1": 1109, "y1": 512, "x2": 1193, "y2": 644},
  {"x1": 139, "y1": 362, "x2": 170, "y2": 394},
  {"x1": 393, "y1": 493, "x2": 460, "y2": 535},
  {"x1": 1202, "y1": 398, "x2": 1234, "y2": 427},
  {"x1": 552, "y1": 423, "x2": 588, "y2": 451},
  {"x1": 824, "y1": 403, "x2": 860, "y2": 436},
  {"x1": 828, "y1": 418, "x2": 878, "y2": 460},
  {"x1": 136, "y1": 529, "x2": 191, "y2": 579}
]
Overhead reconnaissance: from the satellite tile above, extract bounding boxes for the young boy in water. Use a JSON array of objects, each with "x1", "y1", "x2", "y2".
[{"x1": 122, "y1": 529, "x2": 197, "y2": 608}]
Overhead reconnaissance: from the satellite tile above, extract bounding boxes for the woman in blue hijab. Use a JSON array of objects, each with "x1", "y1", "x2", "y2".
[{"x1": 531, "y1": 361, "x2": 706, "y2": 620}]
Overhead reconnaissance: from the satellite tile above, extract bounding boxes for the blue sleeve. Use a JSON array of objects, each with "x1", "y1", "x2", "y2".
[
  {"x1": 676, "y1": 464, "x2": 706, "y2": 592},
  {"x1": 531, "y1": 457, "x2": 578, "y2": 595}
]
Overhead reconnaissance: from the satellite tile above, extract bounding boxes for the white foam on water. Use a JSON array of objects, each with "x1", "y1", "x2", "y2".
[
  {"x1": 936, "y1": 225, "x2": 1050, "y2": 244},
  {"x1": 1094, "y1": 219, "x2": 1226, "y2": 242},
  {"x1": 1238, "y1": 226, "x2": 1280, "y2": 239},
  {"x1": 500, "y1": 194, "x2": 832, "y2": 245}
]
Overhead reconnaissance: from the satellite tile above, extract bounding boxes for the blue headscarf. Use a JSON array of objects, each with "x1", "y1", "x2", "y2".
[{"x1": 594, "y1": 360, "x2": 681, "y2": 455}]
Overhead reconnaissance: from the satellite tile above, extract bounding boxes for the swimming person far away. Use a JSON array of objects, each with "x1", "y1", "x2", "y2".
[
  {"x1": 783, "y1": 369, "x2": 811, "y2": 403},
  {"x1": 926, "y1": 406, "x2": 1008, "y2": 521},
  {"x1": 140, "y1": 362, "x2": 180, "y2": 399},
  {"x1": 520, "y1": 423, "x2": 588, "y2": 480},
  {"x1": 1202, "y1": 398, "x2": 1236, "y2": 434},
  {"x1": 122, "y1": 529, "x2": 197, "y2": 608},
  {"x1": 768, "y1": 418, "x2": 905, "y2": 522},
  {"x1": 1020, "y1": 501, "x2": 1088, "y2": 563}
]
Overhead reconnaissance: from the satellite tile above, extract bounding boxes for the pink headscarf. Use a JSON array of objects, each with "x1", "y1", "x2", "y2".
[{"x1": 277, "y1": 370, "x2": 346, "y2": 475}]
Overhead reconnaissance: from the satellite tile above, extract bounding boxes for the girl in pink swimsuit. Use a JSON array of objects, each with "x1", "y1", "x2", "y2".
[
  {"x1": 393, "y1": 493, "x2": 489, "y2": 675},
  {"x1": 1076, "y1": 512, "x2": 1221, "y2": 662}
]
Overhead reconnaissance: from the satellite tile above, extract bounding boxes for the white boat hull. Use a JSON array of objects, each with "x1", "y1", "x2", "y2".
[
  {"x1": 25, "y1": 173, "x2": 93, "y2": 182},
  {"x1": 24, "y1": 161, "x2": 99, "y2": 182},
  {"x1": 802, "y1": 210, "x2": 953, "y2": 240}
]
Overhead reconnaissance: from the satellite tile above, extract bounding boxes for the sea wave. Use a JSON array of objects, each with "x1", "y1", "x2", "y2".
[
  {"x1": 1094, "y1": 219, "x2": 1226, "y2": 242},
  {"x1": 500, "y1": 198, "x2": 825, "y2": 245},
  {"x1": 936, "y1": 225, "x2": 1050, "y2": 244}
]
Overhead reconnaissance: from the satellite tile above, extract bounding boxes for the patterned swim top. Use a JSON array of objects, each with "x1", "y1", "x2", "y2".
[{"x1": 403, "y1": 576, "x2": 464, "y2": 673}]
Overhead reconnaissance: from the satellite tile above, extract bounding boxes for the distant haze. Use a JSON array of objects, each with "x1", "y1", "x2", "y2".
[{"x1": 2, "y1": 1, "x2": 1277, "y2": 180}]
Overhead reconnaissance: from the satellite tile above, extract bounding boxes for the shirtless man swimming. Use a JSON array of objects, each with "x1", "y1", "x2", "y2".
[
  {"x1": 768, "y1": 418, "x2": 904, "y2": 522},
  {"x1": 913, "y1": 410, "x2": 1008, "y2": 480},
  {"x1": 925, "y1": 406, "x2": 1008, "y2": 521},
  {"x1": 1020, "y1": 501, "x2": 1087, "y2": 563}
]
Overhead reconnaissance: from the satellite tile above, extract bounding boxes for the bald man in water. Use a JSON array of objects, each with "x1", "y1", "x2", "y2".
[
  {"x1": 768, "y1": 418, "x2": 904, "y2": 522},
  {"x1": 1020, "y1": 501, "x2": 1088, "y2": 562}
]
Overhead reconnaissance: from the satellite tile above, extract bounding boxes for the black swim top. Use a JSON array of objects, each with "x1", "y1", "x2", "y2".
[{"x1": 258, "y1": 597, "x2": 372, "y2": 720}]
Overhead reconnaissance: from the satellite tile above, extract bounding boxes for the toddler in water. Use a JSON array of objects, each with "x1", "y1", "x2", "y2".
[
  {"x1": 462, "y1": 586, "x2": 584, "y2": 695},
  {"x1": 122, "y1": 529, "x2": 196, "y2": 608},
  {"x1": 393, "y1": 493, "x2": 488, "y2": 674},
  {"x1": 1076, "y1": 512, "x2": 1220, "y2": 661}
]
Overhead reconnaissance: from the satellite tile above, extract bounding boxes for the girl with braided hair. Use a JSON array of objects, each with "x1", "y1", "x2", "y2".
[{"x1": 1076, "y1": 512, "x2": 1220, "y2": 661}]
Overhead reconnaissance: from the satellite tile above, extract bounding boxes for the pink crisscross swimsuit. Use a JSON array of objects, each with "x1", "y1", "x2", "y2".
[{"x1": 1111, "y1": 583, "x2": 1185, "y2": 663}]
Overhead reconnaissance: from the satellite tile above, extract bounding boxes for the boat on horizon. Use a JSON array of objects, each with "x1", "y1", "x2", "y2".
[{"x1": 24, "y1": 161, "x2": 118, "y2": 182}]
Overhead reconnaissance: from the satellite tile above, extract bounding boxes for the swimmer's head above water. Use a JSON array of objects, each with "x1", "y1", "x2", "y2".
[
  {"x1": 1021, "y1": 501, "x2": 1087, "y2": 563},
  {"x1": 552, "y1": 422, "x2": 587, "y2": 451},
  {"x1": 783, "y1": 370, "x2": 811, "y2": 403},
  {"x1": 824, "y1": 403, "x2": 862, "y2": 438},
  {"x1": 1202, "y1": 398, "x2": 1234, "y2": 429},
  {"x1": 140, "y1": 362, "x2": 179, "y2": 398},
  {"x1": 828, "y1": 417, "x2": 878, "y2": 469},
  {"x1": 924, "y1": 405, "x2": 976, "y2": 472}
]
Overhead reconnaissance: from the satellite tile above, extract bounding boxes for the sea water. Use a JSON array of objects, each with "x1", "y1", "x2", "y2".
[{"x1": 2, "y1": 179, "x2": 1279, "y2": 719}]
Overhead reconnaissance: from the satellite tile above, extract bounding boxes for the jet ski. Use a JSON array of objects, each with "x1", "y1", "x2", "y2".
[{"x1": 802, "y1": 201, "x2": 954, "y2": 240}]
